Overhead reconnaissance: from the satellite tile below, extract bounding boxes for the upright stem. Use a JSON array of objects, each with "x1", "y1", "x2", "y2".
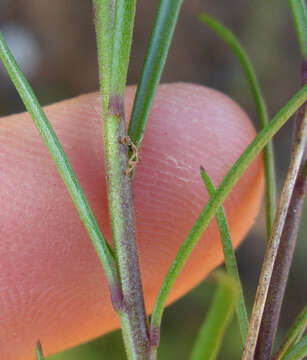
[
  {"x1": 242, "y1": 68, "x2": 307, "y2": 360},
  {"x1": 105, "y1": 100, "x2": 150, "y2": 358},
  {"x1": 95, "y1": 1, "x2": 151, "y2": 358},
  {"x1": 254, "y1": 60, "x2": 307, "y2": 360}
]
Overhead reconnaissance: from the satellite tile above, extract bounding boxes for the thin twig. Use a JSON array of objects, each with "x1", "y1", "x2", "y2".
[
  {"x1": 255, "y1": 60, "x2": 307, "y2": 360},
  {"x1": 242, "y1": 68, "x2": 307, "y2": 360}
]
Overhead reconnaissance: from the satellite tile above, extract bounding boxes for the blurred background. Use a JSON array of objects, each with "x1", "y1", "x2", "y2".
[{"x1": 0, "y1": 0, "x2": 306, "y2": 359}]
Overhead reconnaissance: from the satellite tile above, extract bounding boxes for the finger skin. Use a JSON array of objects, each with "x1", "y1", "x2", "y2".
[{"x1": 0, "y1": 83, "x2": 264, "y2": 359}]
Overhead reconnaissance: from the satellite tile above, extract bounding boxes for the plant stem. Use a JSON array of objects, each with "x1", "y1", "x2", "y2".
[
  {"x1": 93, "y1": 0, "x2": 115, "y2": 118},
  {"x1": 150, "y1": 85, "x2": 307, "y2": 351},
  {"x1": 242, "y1": 87, "x2": 307, "y2": 360},
  {"x1": 273, "y1": 305, "x2": 307, "y2": 360},
  {"x1": 254, "y1": 60, "x2": 307, "y2": 360},
  {"x1": 95, "y1": 1, "x2": 151, "y2": 358},
  {"x1": 105, "y1": 106, "x2": 151, "y2": 359}
]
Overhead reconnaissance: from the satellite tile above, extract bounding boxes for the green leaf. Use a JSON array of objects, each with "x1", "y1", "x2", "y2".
[
  {"x1": 128, "y1": 0, "x2": 184, "y2": 149},
  {"x1": 274, "y1": 305, "x2": 307, "y2": 360},
  {"x1": 190, "y1": 271, "x2": 238, "y2": 360},
  {"x1": 36, "y1": 341, "x2": 44, "y2": 360},
  {"x1": 281, "y1": 335, "x2": 307, "y2": 360},
  {"x1": 288, "y1": 0, "x2": 307, "y2": 59},
  {"x1": 200, "y1": 167, "x2": 248, "y2": 345},
  {"x1": 200, "y1": 13, "x2": 276, "y2": 240},
  {"x1": 0, "y1": 31, "x2": 118, "y2": 289},
  {"x1": 150, "y1": 84, "x2": 307, "y2": 336}
]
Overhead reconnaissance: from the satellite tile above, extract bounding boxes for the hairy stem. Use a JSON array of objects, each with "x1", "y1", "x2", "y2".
[
  {"x1": 105, "y1": 101, "x2": 150, "y2": 358},
  {"x1": 95, "y1": 1, "x2": 151, "y2": 358}
]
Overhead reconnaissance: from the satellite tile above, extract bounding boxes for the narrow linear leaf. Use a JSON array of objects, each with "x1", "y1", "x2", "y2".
[
  {"x1": 0, "y1": 32, "x2": 118, "y2": 288},
  {"x1": 128, "y1": 0, "x2": 183, "y2": 149},
  {"x1": 150, "y1": 84, "x2": 307, "y2": 337},
  {"x1": 190, "y1": 271, "x2": 238, "y2": 360},
  {"x1": 288, "y1": 0, "x2": 307, "y2": 59},
  {"x1": 281, "y1": 335, "x2": 307, "y2": 360},
  {"x1": 274, "y1": 305, "x2": 307, "y2": 360},
  {"x1": 200, "y1": 13, "x2": 276, "y2": 240},
  {"x1": 200, "y1": 167, "x2": 248, "y2": 345},
  {"x1": 35, "y1": 341, "x2": 44, "y2": 360}
]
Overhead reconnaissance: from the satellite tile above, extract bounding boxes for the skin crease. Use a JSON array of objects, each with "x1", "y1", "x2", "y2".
[{"x1": 0, "y1": 83, "x2": 264, "y2": 359}]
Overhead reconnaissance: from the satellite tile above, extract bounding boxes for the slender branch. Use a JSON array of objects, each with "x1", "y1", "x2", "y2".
[
  {"x1": 255, "y1": 60, "x2": 307, "y2": 360},
  {"x1": 242, "y1": 87, "x2": 307, "y2": 360},
  {"x1": 273, "y1": 305, "x2": 307, "y2": 360},
  {"x1": 199, "y1": 13, "x2": 276, "y2": 240},
  {"x1": 200, "y1": 167, "x2": 249, "y2": 345},
  {"x1": 95, "y1": 1, "x2": 151, "y2": 358},
  {"x1": 149, "y1": 86, "x2": 307, "y2": 352}
]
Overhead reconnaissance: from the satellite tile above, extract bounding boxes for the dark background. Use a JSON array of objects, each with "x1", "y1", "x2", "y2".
[{"x1": 0, "y1": 1, "x2": 306, "y2": 359}]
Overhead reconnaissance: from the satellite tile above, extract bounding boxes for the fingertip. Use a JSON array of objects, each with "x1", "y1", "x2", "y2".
[{"x1": 0, "y1": 83, "x2": 263, "y2": 359}]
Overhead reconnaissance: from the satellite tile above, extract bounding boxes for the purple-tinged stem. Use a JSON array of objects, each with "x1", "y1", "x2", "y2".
[
  {"x1": 255, "y1": 59, "x2": 307, "y2": 360},
  {"x1": 94, "y1": 1, "x2": 151, "y2": 357},
  {"x1": 105, "y1": 95, "x2": 150, "y2": 358}
]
